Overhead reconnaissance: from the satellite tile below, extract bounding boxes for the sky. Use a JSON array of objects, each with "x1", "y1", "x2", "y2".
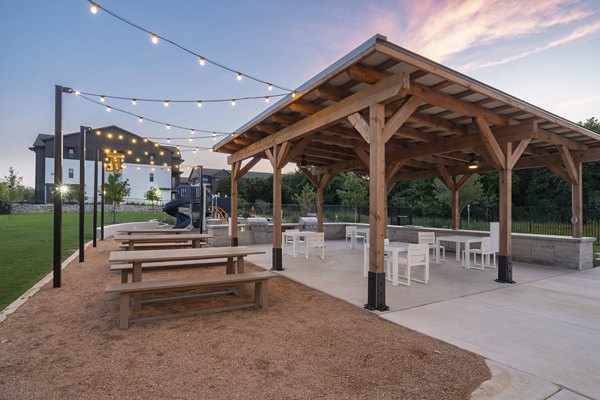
[{"x1": 1, "y1": 0, "x2": 599, "y2": 187}]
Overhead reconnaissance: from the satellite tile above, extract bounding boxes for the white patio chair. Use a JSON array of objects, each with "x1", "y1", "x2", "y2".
[
  {"x1": 418, "y1": 231, "x2": 444, "y2": 262},
  {"x1": 298, "y1": 232, "x2": 325, "y2": 260},
  {"x1": 462, "y1": 237, "x2": 496, "y2": 270},
  {"x1": 355, "y1": 229, "x2": 367, "y2": 247},
  {"x1": 345, "y1": 226, "x2": 357, "y2": 247},
  {"x1": 391, "y1": 243, "x2": 429, "y2": 286},
  {"x1": 282, "y1": 229, "x2": 300, "y2": 256}
]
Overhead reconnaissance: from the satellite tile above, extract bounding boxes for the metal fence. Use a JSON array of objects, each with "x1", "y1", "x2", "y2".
[{"x1": 240, "y1": 203, "x2": 600, "y2": 244}]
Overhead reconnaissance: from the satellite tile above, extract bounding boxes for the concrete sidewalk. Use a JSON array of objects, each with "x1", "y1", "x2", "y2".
[{"x1": 247, "y1": 240, "x2": 600, "y2": 399}]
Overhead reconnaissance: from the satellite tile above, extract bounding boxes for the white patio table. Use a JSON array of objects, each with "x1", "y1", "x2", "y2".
[
  {"x1": 363, "y1": 241, "x2": 410, "y2": 286},
  {"x1": 282, "y1": 231, "x2": 322, "y2": 257},
  {"x1": 435, "y1": 235, "x2": 483, "y2": 269}
]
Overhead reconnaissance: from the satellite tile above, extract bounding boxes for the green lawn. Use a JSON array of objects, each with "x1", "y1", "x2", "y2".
[{"x1": 0, "y1": 211, "x2": 174, "y2": 311}]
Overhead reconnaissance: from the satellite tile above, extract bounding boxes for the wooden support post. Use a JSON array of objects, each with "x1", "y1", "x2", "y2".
[
  {"x1": 266, "y1": 146, "x2": 284, "y2": 271},
  {"x1": 230, "y1": 162, "x2": 240, "y2": 246},
  {"x1": 366, "y1": 102, "x2": 388, "y2": 311},
  {"x1": 451, "y1": 189, "x2": 460, "y2": 230},
  {"x1": 317, "y1": 186, "x2": 324, "y2": 233},
  {"x1": 572, "y1": 161, "x2": 583, "y2": 237},
  {"x1": 498, "y1": 141, "x2": 514, "y2": 283}
]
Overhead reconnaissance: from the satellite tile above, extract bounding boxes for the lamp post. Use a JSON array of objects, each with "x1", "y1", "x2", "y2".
[
  {"x1": 53, "y1": 85, "x2": 75, "y2": 288},
  {"x1": 78, "y1": 126, "x2": 89, "y2": 262}
]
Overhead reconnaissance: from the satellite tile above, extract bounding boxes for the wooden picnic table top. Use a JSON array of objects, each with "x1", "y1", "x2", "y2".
[
  {"x1": 113, "y1": 233, "x2": 212, "y2": 243},
  {"x1": 116, "y1": 228, "x2": 192, "y2": 234},
  {"x1": 109, "y1": 246, "x2": 265, "y2": 264}
]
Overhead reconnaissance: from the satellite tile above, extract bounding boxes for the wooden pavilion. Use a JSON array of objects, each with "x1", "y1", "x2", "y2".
[{"x1": 214, "y1": 35, "x2": 600, "y2": 311}]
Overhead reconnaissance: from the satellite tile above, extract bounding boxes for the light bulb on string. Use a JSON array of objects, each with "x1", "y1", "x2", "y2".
[
  {"x1": 138, "y1": 116, "x2": 143, "y2": 123},
  {"x1": 131, "y1": 99, "x2": 137, "y2": 106},
  {"x1": 106, "y1": 106, "x2": 111, "y2": 112},
  {"x1": 196, "y1": 101, "x2": 202, "y2": 108},
  {"x1": 100, "y1": 96, "x2": 105, "y2": 103},
  {"x1": 292, "y1": 91, "x2": 297, "y2": 98},
  {"x1": 75, "y1": 90, "x2": 81, "y2": 96},
  {"x1": 151, "y1": 33, "x2": 159, "y2": 44},
  {"x1": 163, "y1": 100, "x2": 169, "y2": 107},
  {"x1": 212, "y1": 132, "x2": 216, "y2": 141},
  {"x1": 90, "y1": 3, "x2": 98, "y2": 14},
  {"x1": 165, "y1": 124, "x2": 170, "y2": 130},
  {"x1": 190, "y1": 129, "x2": 195, "y2": 135},
  {"x1": 231, "y1": 99, "x2": 236, "y2": 106},
  {"x1": 264, "y1": 96, "x2": 270, "y2": 103},
  {"x1": 188, "y1": 138, "x2": 193, "y2": 142},
  {"x1": 199, "y1": 56, "x2": 205, "y2": 66},
  {"x1": 194, "y1": 147, "x2": 198, "y2": 153},
  {"x1": 167, "y1": 138, "x2": 171, "y2": 143},
  {"x1": 236, "y1": 72, "x2": 242, "y2": 81},
  {"x1": 267, "y1": 83, "x2": 273, "y2": 91}
]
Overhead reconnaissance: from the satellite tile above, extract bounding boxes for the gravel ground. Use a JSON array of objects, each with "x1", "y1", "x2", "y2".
[{"x1": 0, "y1": 240, "x2": 490, "y2": 399}]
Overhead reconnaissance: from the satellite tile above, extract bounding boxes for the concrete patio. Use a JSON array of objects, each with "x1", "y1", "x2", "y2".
[{"x1": 247, "y1": 240, "x2": 600, "y2": 400}]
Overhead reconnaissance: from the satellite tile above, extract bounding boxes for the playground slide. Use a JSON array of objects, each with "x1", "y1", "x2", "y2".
[{"x1": 163, "y1": 197, "x2": 191, "y2": 228}]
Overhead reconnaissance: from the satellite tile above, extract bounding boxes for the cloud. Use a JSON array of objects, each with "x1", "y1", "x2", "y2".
[
  {"x1": 549, "y1": 95, "x2": 600, "y2": 112},
  {"x1": 367, "y1": 0, "x2": 598, "y2": 66},
  {"x1": 458, "y1": 19, "x2": 600, "y2": 70}
]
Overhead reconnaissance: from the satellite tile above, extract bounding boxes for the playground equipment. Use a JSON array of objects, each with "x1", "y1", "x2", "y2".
[
  {"x1": 208, "y1": 206, "x2": 228, "y2": 224},
  {"x1": 163, "y1": 185, "x2": 202, "y2": 229}
]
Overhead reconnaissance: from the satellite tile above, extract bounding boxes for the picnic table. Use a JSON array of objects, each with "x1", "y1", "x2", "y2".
[
  {"x1": 435, "y1": 235, "x2": 483, "y2": 269},
  {"x1": 363, "y1": 241, "x2": 410, "y2": 286},
  {"x1": 113, "y1": 233, "x2": 212, "y2": 250},
  {"x1": 116, "y1": 228, "x2": 192, "y2": 235},
  {"x1": 109, "y1": 246, "x2": 266, "y2": 310}
]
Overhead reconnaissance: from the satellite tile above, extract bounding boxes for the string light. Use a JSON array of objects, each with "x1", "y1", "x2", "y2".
[
  {"x1": 196, "y1": 101, "x2": 202, "y2": 108},
  {"x1": 131, "y1": 99, "x2": 137, "y2": 106},
  {"x1": 231, "y1": 99, "x2": 236, "y2": 106},
  {"x1": 75, "y1": 90, "x2": 81, "y2": 96},
  {"x1": 188, "y1": 138, "x2": 193, "y2": 142},
  {"x1": 190, "y1": 129, "x2": 195, "y2": 135},
  {"x1": 163, "y1": 100, "x2": 169, "y2": 107},
  {"x1": 167, "y1": 138, "x2": 171, "y2": 143},
  {"x1": 86, "y1": 0, "x2": 296, "y2": 93},
  {"x1": 118, "y1": 134, "x2": 123, "y2": 139},
  {"x1": 212, "y1": 132, "x2": 216, "y2": 141},
  {"x1": 106, "y1": 106, "x2": 111, "y2": 112},
  {"x1": 267, "y1": 83, "x2": 273, "y2": 91},
  {"x1": 264, "y1": 96, "x2": 270, "y2": 103},
  {"x1": 236, "y1": 72, "x2": 242, "y2": 81},
  {"x1": 77, "y1": 90, "x2": 286, "y2": 105},
  {"x1": 90, "y1": 2, "x2": 98, "y2": 14},
  {"x1": 77, "y1": 95, "x2": 232, "y2": 137},
  {"x1": 100, "y1": 96, "x2": 105, "y2": 102}
]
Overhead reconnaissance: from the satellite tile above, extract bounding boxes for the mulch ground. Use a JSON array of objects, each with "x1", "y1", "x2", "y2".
[{"x1": 0, "y1": 240, "x2": 490, "y2": 399}]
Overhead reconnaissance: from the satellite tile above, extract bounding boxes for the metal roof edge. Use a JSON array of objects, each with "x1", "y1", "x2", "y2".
[{"x1": 376, "y1": 40, "x2": 599, "y2": 140}]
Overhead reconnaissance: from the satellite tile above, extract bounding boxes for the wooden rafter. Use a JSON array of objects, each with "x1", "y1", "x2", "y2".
[
  {"x1": 238, "y1": 156, "x2": 261, "y2": 178},
  {"x1": 228, "y1": 72, "x2": 410, "y2": 164},
  {"x1": 558, "y1": 145, "x2": 578, "y2": 184},
  {"x1": 383, "y1": 96, "x2": 422, "y2": 142},
  {"x1": 354, "y1": 147, "x2": 370, "y2": 167},
  {"x1": 348, "y1": 113, "x2": 370, "y2": 143},
  {"x1": 475, "y1": 117, "x2": 506, "y2": 170}
]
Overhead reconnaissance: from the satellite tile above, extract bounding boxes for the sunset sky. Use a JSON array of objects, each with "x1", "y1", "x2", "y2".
[{"x1": 1, "y1": 0, "x2": 599, "y2": 186}]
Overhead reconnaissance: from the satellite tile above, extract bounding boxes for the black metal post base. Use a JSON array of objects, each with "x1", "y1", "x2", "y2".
[
  {"x1": 364, "y1": 272, "x2": 389, "y2": 311},
  {"x1": 231, "y1": 237, "x2": 238, "y2": 247},
  {"x1": 271, "y1": 247, "x2": 284, "y2": 271},
  {"x1": 496, "y1": 255, "x2": 515, "y2": 284}
]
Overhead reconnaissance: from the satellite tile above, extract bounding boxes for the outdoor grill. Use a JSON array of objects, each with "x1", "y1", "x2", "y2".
[
  {"x1": 298, "y1": 217, "x2": 318, "y2": 231},
  {"x1": 246, "y1": 217, "x2": 269, "y2": 231}
]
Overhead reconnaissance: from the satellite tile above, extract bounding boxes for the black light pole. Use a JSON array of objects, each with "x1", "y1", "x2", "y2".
[
  {"x1": 101, "y1": 158, "x2": 105, "y2": 240},
  {"x1": 53, "y1": 85, "x2": 72, "y2": 288},
  {"x1": 78, "y1": 126, "x2": 88, "y2": 262},
  {"x1": 92, "y1": 148, "x2": 99, "y2": 247}
]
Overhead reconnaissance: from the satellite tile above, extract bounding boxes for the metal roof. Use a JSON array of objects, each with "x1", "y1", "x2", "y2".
[{"x1": 214, "y1": 34, "x2": 600, "y2": 181}]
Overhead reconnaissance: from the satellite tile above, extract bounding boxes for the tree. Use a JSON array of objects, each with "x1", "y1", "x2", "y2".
[
  {"x1": 336, "y1": 172, "x2": 369, "y2": 207},
  {"x1": 293, "y1": 184, "x2": 316, "y2": 216},
  {"x1": 104, "y1": 172, "x2": 131, "y2": 223},
  {"x1": 144, "y1": 187, "x2": 162, "y2": 205},
  {"x1": 433, "y1": 174, "x2": 484, "y2": 211},
  {"x1": 0, "y1": 168, "x2": 27, "y2": 217}
]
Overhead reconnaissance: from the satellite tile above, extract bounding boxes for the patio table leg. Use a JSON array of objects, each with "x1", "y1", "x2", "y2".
[
  {"x1": 465, "y1": 241, "x2": 471, "y2": 269},
  {"x1": 132, "y1": 261, "x2": 142, "y2": 311}
]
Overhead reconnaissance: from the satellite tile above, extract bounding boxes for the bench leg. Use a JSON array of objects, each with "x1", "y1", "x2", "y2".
[
  {"x1": 226, "y1": 257, "x2": 234, "y2": 274},
  {"x1": 121, "y1": 271, "x2": 128, "y2": 283},
  {"x1": 237, "y1": 256, "x2": 245, "y2": 273},
  {"x1": 254, "y1": 280, "x2": 268, "y2": 308},
  {"x1": 119, "y1": 293, "x2": 130, "y2": 329}
]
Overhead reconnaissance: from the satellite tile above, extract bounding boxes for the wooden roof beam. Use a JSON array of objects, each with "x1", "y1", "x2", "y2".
[
  {"x1": 475, "y1": 117, "x2": 506, "y2": 169},
  {"x1": 289, "y1": 101, "x2": 322, "y2": 115},
  {"x1": 229, "y1": 72, "x2": 410, "y2": 164},
  {"x1": 407, "y1": 112, "x2": 468, "y2": 136},
  {"x1": 314, "y1": 85, "x2": 352, "y2": 102}
]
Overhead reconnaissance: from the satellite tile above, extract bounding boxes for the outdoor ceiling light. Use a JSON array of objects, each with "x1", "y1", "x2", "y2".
[
  {"x1": 468, "y1": 158, "x2": 479, "y2": 170},
  {"x1": 299, "y1": 155, "x2": 307, "y2": 168}
]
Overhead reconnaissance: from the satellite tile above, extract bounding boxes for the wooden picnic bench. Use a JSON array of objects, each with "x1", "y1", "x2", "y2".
[
  {"x1": 114, "y1": 233, "x2": 212, "y2": 251},
  {"x1": 106, "y1": 271, "x2": 274, "y2": 329},
  {"x1": 117, "y1": 228, "x2": 192, "y2": 235},
  {"x1": 116, "y1": 242, "x2": 207, "y2": 251},
  {"x1": 111, "y1": 259, "x2": 229, "y2": 283}
]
